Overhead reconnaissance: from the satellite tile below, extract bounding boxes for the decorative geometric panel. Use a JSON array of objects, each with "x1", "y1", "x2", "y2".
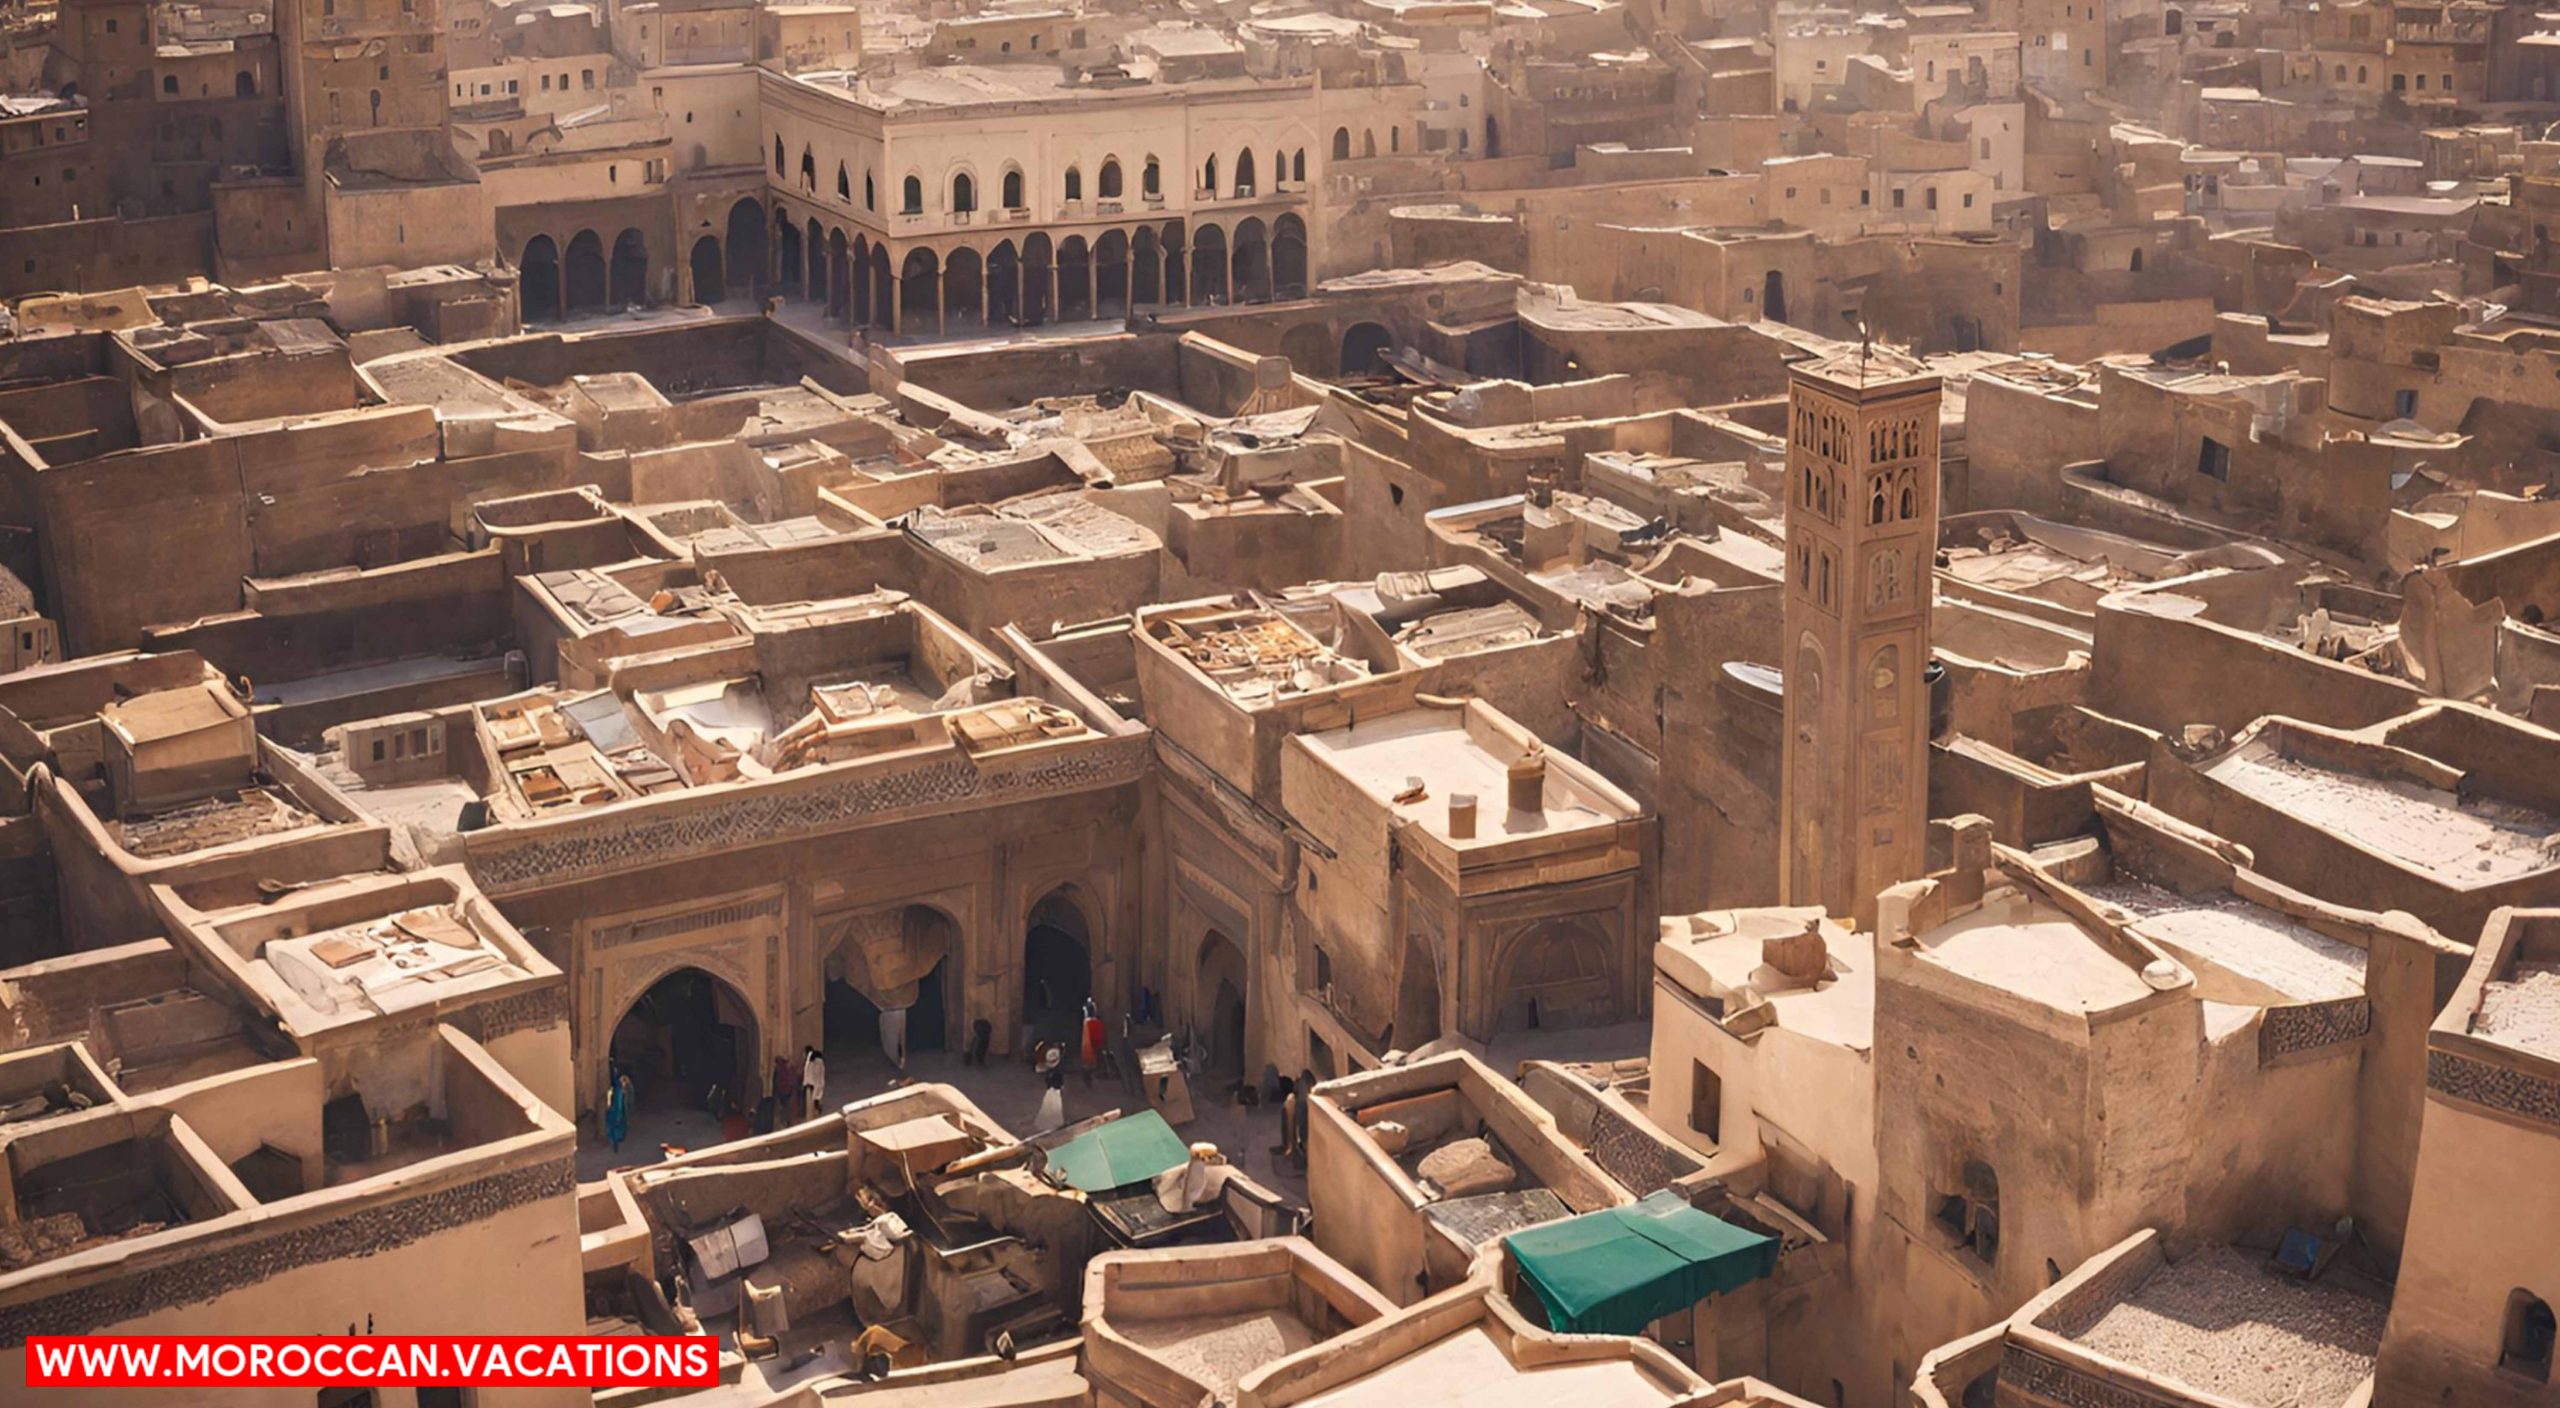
[
  {"x1": 2256, "y1": 997, "x2": 2370, "y2": 1066},
  {"x1": 2428, "y1": 1047, "x2": 2560, "y2": 1127}
]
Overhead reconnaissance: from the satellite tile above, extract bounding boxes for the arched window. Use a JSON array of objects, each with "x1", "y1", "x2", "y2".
[
  {"x1": 2130, "y1": 247, "x2": 2144, "y2": 272},
  {"x1": 1934, "y1": 1161, "x2": 2001, "y2": 1265},
  {"x1": 1002, "y1": 168, "x2": 1023, "y2": 208},
  {"x1": 799, "y1": 147, "x2": 815, "y2": 192},
  {"x1": 1236, "y1": 148, "x2": 1255, "y2": 193},
  {"x1": 236, "y1": 69, "x2": 256, "y2": 96},
  {"x1": 1065, "y1": 165, "x2": 1083, "y2": 200},
  {"x1": 836, "y1": 162, "x2": 849, "y2": 200},
  {"x1": 1332, "y1": 127, "x2": 1351, "y2": 160},
  {"x1": 1097, "y1": 158, "x2": 1123, "y2": 199},
  {"x1": 1870, "y1": 475, "x2": 1889, "y2": 526},
  {"x1": 1292, "y1": 148, "x2": 1306, "y2": 182},
  {"x1": 1143, "y1": 155, "x2": 1161, "y2": 197},
  {"x1": 1201, "y1": 154, "x2": 1217, "y2": 193},
  {"x1": 864, "y1": 171, "x2": 875, "y2": 210},
  {"x1": 2357, "y1": 65, "x2": 2368, "y2": 83},
  {"x1": 2505, "y1": 1291, "x2": 2556, "y2": 1382},
  {"x1": 1390, "y1": 127, "x2": 1400, "y2": 153},
  {"x1": 952, "y1": 171, "x2": 975, "y2": 212},
  {"x1": 901, "y1": 175, "x2": 922, "y2": 213},
  {"x1": 162, "y1": 74, "x2": 178, "y2": 94}
]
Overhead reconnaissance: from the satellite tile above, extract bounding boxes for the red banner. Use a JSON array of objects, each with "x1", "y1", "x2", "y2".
[{"x1": 25, "y1": 1336, "x2": 720, "y2": 1389}]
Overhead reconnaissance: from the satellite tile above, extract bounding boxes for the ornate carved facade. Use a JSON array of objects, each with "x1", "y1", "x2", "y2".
[{"x1": 1779, "y1": 350, "x2": 1943, "y2": 928}]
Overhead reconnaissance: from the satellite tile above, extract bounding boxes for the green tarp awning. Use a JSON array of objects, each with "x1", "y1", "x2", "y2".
[
  {"x1": 1505, "y1": 1191, "x2": 1779, "y2": 1336},
  {"x1": 1046, "y1": 1110, "x2": 1190, "y2": 1193}
]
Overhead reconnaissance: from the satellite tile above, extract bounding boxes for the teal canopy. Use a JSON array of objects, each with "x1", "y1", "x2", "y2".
[
  {"x1": 1046, "y1": 1110, "x2": 1191, "y2": 1193},
  {"x1": 1505, "y1": 1191, "x2": 1779, "y2": 1336}
]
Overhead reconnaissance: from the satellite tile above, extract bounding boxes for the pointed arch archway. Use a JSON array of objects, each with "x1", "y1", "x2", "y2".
[
  {"x1": 1024, "y1": 886, "x2": 1097, "y2": 1049},
  {"x1": 688, "y1": 235, "x2": 724, "y2": 304},
  {"x1": 988, "y1": 240, "x2": 1021, "y2": 330},
  {"x1": 900, "y1": 248, "x2": 941, "y2": 334},
  {"x1": 1192, "y1": 223, "x2": 1228, "y2": 304},
  {"x1": 520, "y1": 234, "x2": 562, "y2": 322},
  {"x1": 724, "y1": 198, "x2": 765, "y2": 296},
  {"x1": 606, "y1": 966, "x2": 761, "y2": 1120},
  {"x1": 1161, "y1": 221, "x2": 1187, "y2": 304},
  {"x1": 945, "y1": 246, "x2": 984, "y2": 331},
  {"x1": 564, "y1": 230, "x2": 608, "y2": 313},
  {"x1": 1058, "y1": 235, "x2": 1092, "y2": 321},
  {"x1": 1023, "y1": 233, "x2": 1054, "y2": 326},
  {"x1": 1095, "y1": 228, "x2": 1129, "y2": 320},
  {"x1": 1273, "y1": 214, "x2": 1308, "y2": 299},
  {"x1": 1196, "y1": 931, "x2": 1249, "y2": 1081},
  {"x1": 820, "y1": 905, "x2": 956, "y2": 1068},
  {"x1": 1231, "y1": 217, "x2": 1270, "y2": 303},
  {"x1": 774, "y1": 210, "x2": 803, "y2": 297},
  {"x1": 1341, "y1": 320, "x2": 1392, "y2": 375},
  {"x1": 608, "y1": 228, "x2": 648, "y2": 307},
  {"x1": 1490, "y1": 917, "x2": 1617, "y2": 1032}
]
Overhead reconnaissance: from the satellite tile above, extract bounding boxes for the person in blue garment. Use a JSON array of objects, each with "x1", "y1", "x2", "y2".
[{"x1": 603, "y1": 1064, "x2": 632, "y2": 1153}]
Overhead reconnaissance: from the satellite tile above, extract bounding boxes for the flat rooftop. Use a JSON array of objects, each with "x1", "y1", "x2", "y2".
[
  {"x1": 2063, "y1": 1245, "x2": 2388, "y2": 1408},
  {"x1": 2199, "y1": 736, "x2": 2560, "y2": 886},
  {"x1": 118, "y1": 787, "x2": 324, "y2": 860},
  {"x1": 1912, "y1": 889, "x2": 2158, "y2": 1013},
  {"x1": 1294, "y1": 706, "x2": 1635, "y2": 848},
  {"x1": 1121, "y1": 1309, "x2": 1319, "y2": 1399},
  {"x1": 1656, "y1": 910, "x2": 1875, "y2": 1050},
  {"x1": 795, "y1": 62, "x2": 1306, "y2": 112},
  {"x1": 252, "y1": 901, "x2": 535, "y2": 1030},
  {"x1": 2474, "y1": 960, "x2": 2560, "y2": 1058},
  {"x1": 1146, "y1": 604, "x2": 1376, "y2": 709},
  {"x1": 2081, "y1": 879, "x2": 2366, "y2": 1003},
  {"x1": 1297, "y1": 1324, "x2": 1682, "y2": 1408}
]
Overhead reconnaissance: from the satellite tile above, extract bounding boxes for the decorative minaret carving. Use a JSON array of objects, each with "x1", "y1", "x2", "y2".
[{"x1": 1778, "y1": 343, "x2": 1942, "y2": 929}]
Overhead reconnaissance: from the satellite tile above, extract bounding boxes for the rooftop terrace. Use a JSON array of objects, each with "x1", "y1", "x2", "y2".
[
  {"x1": 2199, "y1": 726, "x2": 2560, "y2": 887},
  {"x1": 2060, "y1": 1244, "x2": 2388, "y2": 1408}
]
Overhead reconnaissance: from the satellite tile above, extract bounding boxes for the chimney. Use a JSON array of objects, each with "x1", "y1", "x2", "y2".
[
  {"x1": 1506, "y1": 748, "x2": 1545, "y2": 814},
  {"x1": 1447, "y1": 793, "x2": 1478, "y2": 838}
]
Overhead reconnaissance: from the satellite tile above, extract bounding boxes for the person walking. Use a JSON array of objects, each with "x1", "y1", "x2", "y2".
[
  {"x1": 802, "y1": 1045, "x2": 827, "y2": 1116},
  {"x1": 772, "y1": 1052, "x2": 800, "y2": 1124},
  {"x1": 1079, "y1": 999, "x2": 1105, "y2": 1088},
  {"x1": 1034, "y1": 1045, "x2": 1067, "y2": 1133},
  {"x1": 603, "y1": 1065, "x2": 631, "y2": 1154},
  {"x1": 1291, "y1": 1069, "x2": 1315, "y2": 1171},
  {"x1": 1268, "y1": 1076, "x2": 1296, "y2": 1159}
]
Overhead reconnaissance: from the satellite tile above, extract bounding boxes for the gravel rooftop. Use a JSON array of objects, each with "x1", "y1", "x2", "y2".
[{"x1": 2065, "y1": 1245, "x2": 2388, "y2": 1408}]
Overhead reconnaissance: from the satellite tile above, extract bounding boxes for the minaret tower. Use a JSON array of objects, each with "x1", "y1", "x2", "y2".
[{"x1": 1778, "y1": 343, "x2": 1943, "y2": 929}]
